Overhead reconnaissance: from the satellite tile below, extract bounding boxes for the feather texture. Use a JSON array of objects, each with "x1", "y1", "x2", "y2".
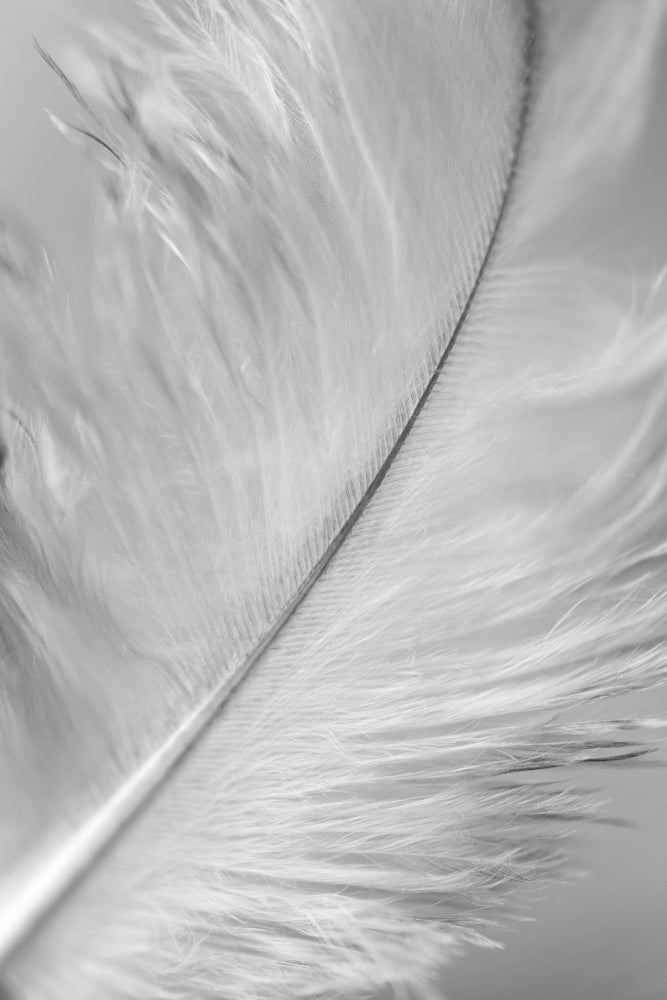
[{"x1": 1, "y1": 0, "x2": 667, "y2": 997}]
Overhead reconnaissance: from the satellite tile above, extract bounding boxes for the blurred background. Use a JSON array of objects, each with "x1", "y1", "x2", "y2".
[{"x1": 1, "y1": 2, "x2": 667, "y2": 998}]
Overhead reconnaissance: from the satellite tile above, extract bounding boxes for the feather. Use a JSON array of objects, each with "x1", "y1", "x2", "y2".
[{"x1": 1, "y1": 0, "x2": 667, "y2": 997}]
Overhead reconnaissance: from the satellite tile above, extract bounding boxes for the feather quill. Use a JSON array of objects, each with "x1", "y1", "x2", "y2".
[{"x1": 1, "y1": 0, "x2": 667, "y2": 997}]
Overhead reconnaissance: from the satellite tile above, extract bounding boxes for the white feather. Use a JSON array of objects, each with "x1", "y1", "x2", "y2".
[{"x1": 1, "y1": 1, "x2": 666, "y2": 997}]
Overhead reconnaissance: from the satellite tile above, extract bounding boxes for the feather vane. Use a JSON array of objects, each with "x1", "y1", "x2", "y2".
[{"x1": 1, "y1": 1, "x2": 667, "y2": 997}]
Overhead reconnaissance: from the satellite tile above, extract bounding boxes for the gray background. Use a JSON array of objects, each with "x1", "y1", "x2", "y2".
[{"x1": 1, "y1": 3, "x2": 666, "y2": 998}]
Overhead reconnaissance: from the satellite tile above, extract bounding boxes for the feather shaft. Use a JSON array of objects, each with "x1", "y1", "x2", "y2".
[{"x1": 0, "y1": 6, "x2": 537, "y2": 965}]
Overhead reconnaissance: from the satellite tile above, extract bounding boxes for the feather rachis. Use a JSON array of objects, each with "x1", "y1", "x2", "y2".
[{"x1": 1, "y1": 0, "x2": 529, "y2": 912}]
